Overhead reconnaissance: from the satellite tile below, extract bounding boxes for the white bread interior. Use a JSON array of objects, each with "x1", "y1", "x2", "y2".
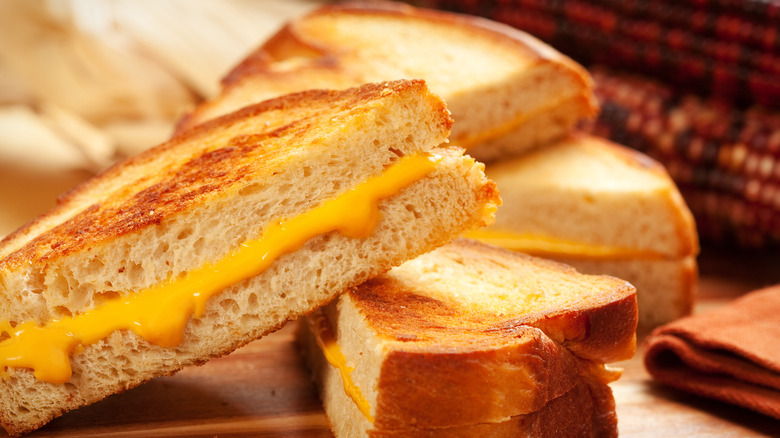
[
  {"x1": 466, "y1": 94, "x2": 594, "y2": 163},
  {"x1": 487, "y1": 134, "x2": 698, "y2": 257}
]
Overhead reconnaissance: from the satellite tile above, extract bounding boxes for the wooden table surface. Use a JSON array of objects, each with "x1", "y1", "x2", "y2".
[{"x1": 9, "y1": 248, "x2": 775, "y2": 437}]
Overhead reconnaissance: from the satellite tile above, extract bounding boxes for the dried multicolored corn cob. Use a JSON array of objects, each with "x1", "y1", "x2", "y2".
[
  {"x1": 588, "y1": 67, "x2": 780, "y2": 247},
  {"x1": 596, "y1": 0, "x2": 780, "y2": 52},
  {"x1": 419, "y1": 0, "x2": 780, "y2": 52},
  {"x1": 562, "y1": 1, "x2": 780, "y2": 76},
  {"x1": 418, "y1": 0, "x2": 780, "y2": 107}
]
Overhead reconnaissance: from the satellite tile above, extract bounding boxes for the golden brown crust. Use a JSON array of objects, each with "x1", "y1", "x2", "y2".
[
  {"x1": 562, "y1": 288, "x2": 638, "y2": 362},
  {"x1": 367, "y1": 376, "x2": 617, "y2": 438},
  {"x1": 375, "y1": 328, "x2": 586, "y2": 429},
  {"x1": 0, "y1": 80, "x2": 449, "y2": 270},
  {"x1": 490, "y1": 284, "x2": 638, "y2": 363},
  {"x1": 297, "y1": 309, "x2": 616, "y2": 437},
  {"x1": 299, "y1": 239, "x2": 630, "y2": 433}
]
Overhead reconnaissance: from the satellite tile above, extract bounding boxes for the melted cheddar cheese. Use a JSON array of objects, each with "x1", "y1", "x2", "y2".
[
  {"x1": 0, "y1": 152, "x2": 442, "y2": 384},
  {"x1": 309, "y1": 312, "x2": 374, "y2": 422},
  {"x1": 466, "y1": 229, "x2": 664, "y2": 259}
]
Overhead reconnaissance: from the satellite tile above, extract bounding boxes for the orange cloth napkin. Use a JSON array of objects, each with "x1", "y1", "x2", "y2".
[{"x1": 644, "y1": 285, "x2": 780, "y2": 419}]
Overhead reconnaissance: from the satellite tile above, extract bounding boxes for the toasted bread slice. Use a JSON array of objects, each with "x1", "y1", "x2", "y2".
[
  {"x1": 0, "y1": 80, "x2": 500, "y2": 436},
  {"x1": 468, "y1": 133, "x2": 698, "y2": 327},
  {"x1": 299, "y1": 318, "x2": 617, "y2": 438},
  {"x1": 298, "y1": 239, "x2": 636, "y2": 436},
  {"x1": 176, "y1": 1, "x2": 597, "y2": 160}
]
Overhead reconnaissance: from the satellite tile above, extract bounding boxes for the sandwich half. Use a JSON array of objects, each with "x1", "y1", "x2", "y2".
[
  {"x1": 176, "y1": 1, "x2": 597, "y2": 161},
  {"x1": 468, "y1": 134, "x2": 698, "y2": 328},
  {"x1": 298, "y1": 239, "x2": 637, "y2": 437},
  {"x1": 0, "y1": 80, "x2": 500, "y2": 436}
]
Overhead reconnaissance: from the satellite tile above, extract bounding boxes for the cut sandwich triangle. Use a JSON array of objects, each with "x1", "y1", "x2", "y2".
[
  {"x1": 0, "y1": 152, "x2": 441, "y2": 383},
  {"x1": 178, "y1": 2, "x2": 597, "y2": 161},
  {"x1": 298, "y1": 240, "x2": 638, "y2": 436},
  {"x1": 308, "y1": 307, "x2": 624, "y2": 424}
]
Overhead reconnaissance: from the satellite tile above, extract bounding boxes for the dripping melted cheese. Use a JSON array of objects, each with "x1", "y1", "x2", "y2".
[{"x1": 0, "y1": 152, "x2": 442, "y2": 384}]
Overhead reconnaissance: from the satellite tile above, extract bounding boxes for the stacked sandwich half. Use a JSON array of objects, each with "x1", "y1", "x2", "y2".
[
  {"x1": 0, "y1": 80, "x2": 498, "y2": 436},
  {"x1": 182, "y1": 1, "x2": 698, "y2": 329},
  {"x1": 298, "y1": 240, "x2": 636, "y2": 437},
  {"x1": 0, "y1": 2, "x2": 694, "y2": 437},
  {"x1": 471, "y1": 135, "x2": 699, "y2": 328}
]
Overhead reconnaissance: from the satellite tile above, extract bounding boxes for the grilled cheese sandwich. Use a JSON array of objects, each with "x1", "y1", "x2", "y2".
[
  {"x1": 476, "y1": 134, "x2": 698, "y2": 327},
  {"x1": 0, "y1": 152, "x2": 441, "y2": 384},
  {"x1": 297, "y1": 239, "x2": 637, "y2": 437},
  {"x1": 306, "y1": 306, "x2": 624, "y2": 428},
  {"x1": 0, "y1": 80, "x2": 500, "y2": 436},
  {"x1": 176, "y1": 2, "x2": 597, "y2": 161}
]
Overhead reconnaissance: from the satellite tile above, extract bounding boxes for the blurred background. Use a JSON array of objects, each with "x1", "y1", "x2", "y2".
[
  {"x1": 1, "y1": 0, "x2": 779, "y2": 251},
  {"x1": 0, "y1": 0, "x2": 322, "y2": 237}
]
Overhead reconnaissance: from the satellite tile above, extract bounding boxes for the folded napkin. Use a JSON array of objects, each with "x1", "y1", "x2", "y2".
[{"x1": 644, "y1": 285, "x2": 780, "y2": 419}]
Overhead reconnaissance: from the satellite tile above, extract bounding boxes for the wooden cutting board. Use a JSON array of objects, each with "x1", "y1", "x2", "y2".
[{"x1": 15, "y1": 249, "x2": 779, "y2": 437}]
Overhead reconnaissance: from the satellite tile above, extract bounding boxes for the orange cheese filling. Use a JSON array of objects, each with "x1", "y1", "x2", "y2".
[
  {"x1": 309, "y1": 311, "x2": 374, "y2": 423},
  {"x1": 0, "y1": 152, "x2": 442, "y2": 384},
  {"x1": 466, "y1": 229, "x2": 665, "y2": 259}
]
